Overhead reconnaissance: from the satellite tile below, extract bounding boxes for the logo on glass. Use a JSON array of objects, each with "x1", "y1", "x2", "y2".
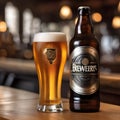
[{"x1": 45, "y1": 48, "x2": 56, "y2": 64}]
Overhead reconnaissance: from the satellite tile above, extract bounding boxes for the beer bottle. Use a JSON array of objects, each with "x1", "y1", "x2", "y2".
[{"x1": 69, "y1": 6, "x2": 100, "y2": 112}]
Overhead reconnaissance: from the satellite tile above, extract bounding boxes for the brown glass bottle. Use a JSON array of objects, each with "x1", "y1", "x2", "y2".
[{"x1": 69, "y1": 6, "x2": 100, "y2": 112}]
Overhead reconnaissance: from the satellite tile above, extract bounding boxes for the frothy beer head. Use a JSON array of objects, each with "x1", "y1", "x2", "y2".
[{"x1": 33, "y1": 32, "x2": 66, "y2": 42}]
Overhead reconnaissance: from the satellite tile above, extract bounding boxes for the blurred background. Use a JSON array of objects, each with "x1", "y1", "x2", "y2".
[
  {"x1": 0, "y1": 0, "x2": 120, "y2": 105},
  {"x1": 0, "y1": 0, "x2": 120, "y2": 65}
]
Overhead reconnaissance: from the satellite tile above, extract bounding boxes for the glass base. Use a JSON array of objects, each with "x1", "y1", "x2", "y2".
[{"x1": 37, "y1": 103, "x2": 63, "y2": 112}]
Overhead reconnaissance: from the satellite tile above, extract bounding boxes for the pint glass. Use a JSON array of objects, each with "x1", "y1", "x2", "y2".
[{"x1": 33, "y1": 32, "x2": 67, "y2": 112}]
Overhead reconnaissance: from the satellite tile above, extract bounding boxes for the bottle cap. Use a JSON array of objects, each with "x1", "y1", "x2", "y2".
[{"x1": 78, "y1": 6, "x2": 91, "y2": 15}]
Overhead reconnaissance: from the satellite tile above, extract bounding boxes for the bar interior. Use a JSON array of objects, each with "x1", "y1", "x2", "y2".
[{"x1": 0, "y1": 0, "x2": 120, "y2": 108}]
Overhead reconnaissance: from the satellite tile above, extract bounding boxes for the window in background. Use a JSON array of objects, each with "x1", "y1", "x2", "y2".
[
  {"x1": 5, "y1": 2, "x2": 19, "y2": 43},
  {"x1": 31, "y1": 18, "x2": 41, "y2": 40},
  {"x1": 23, "y1": 9, "x2": 33, "y2": 44}
]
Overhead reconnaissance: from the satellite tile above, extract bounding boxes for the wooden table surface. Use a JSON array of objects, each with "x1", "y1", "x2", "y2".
[{"x1": 0, "y1": 86, "x2": 120, "y2": 120}]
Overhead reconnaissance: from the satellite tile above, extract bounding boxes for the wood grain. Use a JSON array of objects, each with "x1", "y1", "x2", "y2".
[{"x1": 0, "y1": 86, "x2": 120, "y2": 120}]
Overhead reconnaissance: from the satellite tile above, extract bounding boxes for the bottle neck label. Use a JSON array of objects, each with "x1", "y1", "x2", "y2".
[{"x1": 70, "y1": 46, "x2": 99, "y2": 95}]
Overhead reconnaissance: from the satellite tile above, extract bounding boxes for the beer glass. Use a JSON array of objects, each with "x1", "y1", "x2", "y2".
[{"x1": 33, "y1": 32, "x2": 67, "y2": 112}]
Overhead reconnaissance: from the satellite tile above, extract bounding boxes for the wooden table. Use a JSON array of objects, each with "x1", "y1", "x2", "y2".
[{"x1": 0, "y1": 86, "x2": 120, "y2": 120}]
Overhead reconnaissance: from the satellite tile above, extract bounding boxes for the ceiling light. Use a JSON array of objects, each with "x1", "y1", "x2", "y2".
[
  {"x1": 112, "y1": 16, "x2": 120, "y2": 28},
  {"x1": 0, "y1": 21, "x2": 7, "y2": 32},
  {"x1": 92, "y1": 12, "x2": 102, "y2": 23},
  {"x1": 60, "y1": 5, "x2": 72, "y2": 19}
]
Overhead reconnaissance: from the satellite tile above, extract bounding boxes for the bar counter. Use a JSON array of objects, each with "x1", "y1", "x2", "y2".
[
  {"x1": 0, "y1": 58, "x2": 120, "y2": 105},
  {"x1": 0, "y1": 86, "x2": 120, "y2": 120}
]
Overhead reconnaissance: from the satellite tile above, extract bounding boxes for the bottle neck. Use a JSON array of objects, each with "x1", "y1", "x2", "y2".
[{"x1": 74, "y1": 13, "x2": 93, "y2": 36}]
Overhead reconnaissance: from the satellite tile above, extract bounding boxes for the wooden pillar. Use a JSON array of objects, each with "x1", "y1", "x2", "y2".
[{"x1": 0, "y1": 3, "x2": 5, "y2": 21}]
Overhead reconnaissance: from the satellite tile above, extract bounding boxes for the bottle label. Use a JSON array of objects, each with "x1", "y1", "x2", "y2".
[{"x1": 70, "y1": 46, "x2": 99, "y2": 95}]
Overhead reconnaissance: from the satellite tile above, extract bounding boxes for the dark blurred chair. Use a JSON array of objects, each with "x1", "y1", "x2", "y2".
[
  {"x1": 0, "y1": 71, "x2": 7, "y2": 85},
  {"x1": 4, "y1": 73, "x2": 39, "y2": 93}
]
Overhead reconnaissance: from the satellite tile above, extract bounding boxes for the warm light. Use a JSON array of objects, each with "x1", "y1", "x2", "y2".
[
  {"x1": 92, "y1": 12, "x2": 102, "y2": 22},
  {"x1": 112, "y1": 16, "x2": 120, "y2": 28},
  {"x1": 0, "y1": 21, "x2": 7, "y2": 32},
  {"x1": 60, "y1": 5, "x2": 72, "y2": 19},
  {"x1": 118, "y1": 1, "x2": 120, "y2": 12},
  {"x1": 74, "y1": 17, "x2": 78, "y2": 25}
]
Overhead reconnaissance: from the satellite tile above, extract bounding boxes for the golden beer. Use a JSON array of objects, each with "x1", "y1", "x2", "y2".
[{"x1": 33, "y1": 32, "x2": 67, "y2": 112}]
